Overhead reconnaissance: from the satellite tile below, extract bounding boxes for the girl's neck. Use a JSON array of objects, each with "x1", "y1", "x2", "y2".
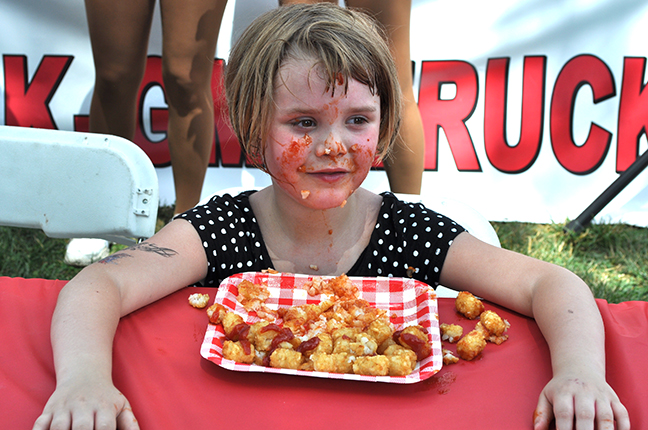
[
  {"x1": 250, "y1": 186, "x2": 381, "y2": 275},
  {"x1": 253, "y1": 186, "x2": 361, "y2": 242}
]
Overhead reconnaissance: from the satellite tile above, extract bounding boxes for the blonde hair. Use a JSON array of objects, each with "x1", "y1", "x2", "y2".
[{"x1": 225, "y1": 3, "x2": 402, "y2": 168}]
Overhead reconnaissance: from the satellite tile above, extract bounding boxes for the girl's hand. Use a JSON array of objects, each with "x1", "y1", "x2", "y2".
[
  {"x1": 32, "y1": 380, "x2": 139, "y2": 430},
  {"x1": 533, "y1": 372, "x2": 630, "y2": 430}
]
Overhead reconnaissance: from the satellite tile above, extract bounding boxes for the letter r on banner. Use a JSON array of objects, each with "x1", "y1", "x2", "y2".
[{"x1": 418, "y1": 60, "x2": 480, "y2": 171}]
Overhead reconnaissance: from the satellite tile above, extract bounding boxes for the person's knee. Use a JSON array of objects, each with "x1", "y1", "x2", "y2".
[
  {"x1": 94, "y1": 62, "x2": 143, "y2": 94},
  {"x1": 162, "y1": 60, "x2": 213, "y2": 111}
]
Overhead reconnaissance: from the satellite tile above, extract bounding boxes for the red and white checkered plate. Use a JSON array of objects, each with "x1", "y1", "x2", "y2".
[{"x1": 200, "y1": 271, "x2": 442, "y2": 384}]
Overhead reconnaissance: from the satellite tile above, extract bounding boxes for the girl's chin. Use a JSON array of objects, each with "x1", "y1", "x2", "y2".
[{"x1": 291, "y1": 189, "x2": 354, "y2": 210}]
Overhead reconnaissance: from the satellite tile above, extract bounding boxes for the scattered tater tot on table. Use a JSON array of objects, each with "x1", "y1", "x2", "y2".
[
  {"x1": 442, "y1": 348, "x2": 459, "y2": 365},
  {"x1": 455, "y1": 291, "x2": 485, "y2": 319},
  {"x1": 188, "y1": 293, "x2": 210, "y2": 309},
  {"x1": 456, "y1": 330, "x2": 486, "y2": 361},
  {"x1": 440, "y1": 323, "x2": 463, "y2": 343},
  {"x1": 479, "y1": 310, "x2": 509, "y2": 337}
]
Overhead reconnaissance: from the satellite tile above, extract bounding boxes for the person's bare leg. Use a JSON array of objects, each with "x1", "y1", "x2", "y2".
[
  {"x1": 70, "y1": 0, "x2": 155, "y2": 266},
  {"x1": 85, "y1": 0, "x2": 156, "y2": 138},
  {"x1": 347, "y1": 0, "x2": 424, "y2": 194},
  {"x1": 160, "y1": 0, "x2": 228, "y2": 214}
]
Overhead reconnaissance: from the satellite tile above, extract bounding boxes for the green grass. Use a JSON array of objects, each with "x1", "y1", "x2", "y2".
[
  {"x1": 1, "y1": 208, "x2": 646, "y2": 303},
  {"x1": 493, "y1": 222, "x2": 648, "y2": 303}
]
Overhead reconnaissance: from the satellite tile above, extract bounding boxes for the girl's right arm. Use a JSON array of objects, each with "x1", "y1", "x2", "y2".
[{"x1": 32, "y1": 219, "x2": 208, "y2": 430}]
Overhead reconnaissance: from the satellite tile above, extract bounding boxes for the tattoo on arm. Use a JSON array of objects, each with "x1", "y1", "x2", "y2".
[
  {"x1": 97, "y1": 242, "x2": 178, "y2": 265},
  {"x1": 98, "y1": 253, "x2": 133, "y2": 265},
  {"x1": 131, "y1": 242, "x2": 179, "y2": 258}
]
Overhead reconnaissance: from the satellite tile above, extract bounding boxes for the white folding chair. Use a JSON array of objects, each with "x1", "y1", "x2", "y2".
[{"x1": 0, "y1": 126, "x2": 158, "y2": 246}]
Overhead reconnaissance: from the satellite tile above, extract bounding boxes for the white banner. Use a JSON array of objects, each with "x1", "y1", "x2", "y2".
[{"x1": 2, "y1": 0, "x2": 648, "y2": 226}]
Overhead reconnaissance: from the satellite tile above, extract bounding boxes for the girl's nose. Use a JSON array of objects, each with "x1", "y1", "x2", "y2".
[{"x1": 316, "y1": 133, "x2": 348, "y2": 157}]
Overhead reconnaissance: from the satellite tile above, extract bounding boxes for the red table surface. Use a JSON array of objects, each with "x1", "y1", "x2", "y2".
[{"x1": 1, "y1": 277, "x2": 646, "y2": 429}]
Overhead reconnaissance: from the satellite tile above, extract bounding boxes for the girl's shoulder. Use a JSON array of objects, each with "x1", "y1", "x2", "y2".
[
  {"x1": 377, "y1": 192, "x2": 462, "y2": 226},
  {"x1": 179, "y1": 190, "x2": 257, "y2": 220},
  {"x1": 176, "y1": 190, "x2": 271, "y2": 286}
]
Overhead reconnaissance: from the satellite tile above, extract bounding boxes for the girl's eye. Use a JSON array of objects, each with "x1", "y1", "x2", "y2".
[
  {"x1": 349, "y1": 116, "x2": 369, "y2": 125},
  {"x1": 294, "y1": 118, "x2": 316, "y2": 128}
]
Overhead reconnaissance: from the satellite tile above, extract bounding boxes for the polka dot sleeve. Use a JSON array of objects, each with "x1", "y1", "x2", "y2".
[
  {"x1": 177, "y1": 191, "x2": 273, "y2": 286},
  {"x1": 346, "y1": 192, "x2": 466, "y2": 286}
]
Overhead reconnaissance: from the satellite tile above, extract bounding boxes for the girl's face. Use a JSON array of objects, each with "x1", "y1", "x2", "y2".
[{"x1": 265, "y1": 57, "x2": 381, "y2": 210}]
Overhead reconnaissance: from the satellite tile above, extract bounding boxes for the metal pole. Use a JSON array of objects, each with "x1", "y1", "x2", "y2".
[{"x1": 564, "y1": 150, "x2": 648, "y2": 233}]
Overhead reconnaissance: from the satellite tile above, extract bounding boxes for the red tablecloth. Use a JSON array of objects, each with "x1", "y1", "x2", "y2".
[{"x1": 1, "y1": 277, "x2": 646, "y2": 429}]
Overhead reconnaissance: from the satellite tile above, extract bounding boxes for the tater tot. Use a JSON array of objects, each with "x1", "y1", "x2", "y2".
[
  {"x1": 456, "y1": 330, "x2": 486, "y2": 361},
  {"x1": 222, "y1": 340, "x2": 255, "y2": 364},
  {"x1": 383, "y1": 344, "x2": 417, "y2": 360},
  {"x1": 311, "y1": 352, "x2": 354, "y2": 373},
  {"x1": 365, "y1": 319, "x2": 394, "y2": 345},
  {"x1": 442, "y1": 348, "x2": 459, "y2": 365},
  {"x1": 249, "y1": 321, "x2": 280, "y2": 351},
  {"x1": 475, "y1": 321, "x2": 509, "y2": 345},
  {"x1": 440, "y1": 323, "x2": 463, "y2": 343},
  {"x1": 397, "y1": 326, "x2": 431, "y2": 361},
  {"x1": 299, "y1": 333, "x2": 332, "y2": 357},
  {"x1": 188, "y1": 293, "x2": 210, "y2": 309},
  {"x1": 387, "y1": 353, "x2": 416, "y2": 376},
  {"x1": 353, "y1": 356, "x2": 389, "y2": 376},
  {"x1": 455, "y1": 291, "x2": 485, "y2": 319},
  {"x1": 222, "y1": 312, "x2": 246, "y2": 338},
  {"x1": 479, "y1": 310, "x2": 508, "y2": 336},
  {"x1": 331, "y1": 327, "x2": 361, "y2": 341},
  {"x1": 269, "y1": 348, "x2": 303, "y2": 370},
  {"x1": 377, "y1": 337, "x2": 398, "y2": 355},
  {"x1": 206, "y1": 302, "x2": 228, "y2": 324}
]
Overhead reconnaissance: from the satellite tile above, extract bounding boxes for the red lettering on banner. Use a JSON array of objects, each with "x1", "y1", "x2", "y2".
[
  {"x1": 135, "y1": 56, "x2": 169, "y2": 166},
  {"x1": 617, "y1": 57, "x2": 648, "y2": 172},
  {"x1": 3, "y1": 55, "x2": 72, "y2": 128},
  {"x1": 550, "y1": 54, "x2": 615, "y2": 174},
  {"x1": 10, "y1": 53, "x2": 645, "y2": 177},
  {"x1": 74, "y1": 56, "x2": 245, "y2": 168},
  {"x1": 418, "y1": 60, "x2": 480, "y2": 171},
  {"x1": 484, "y1": 56, "x2": 546, "y2": 173},
  {"x1": 210, "y1": 60, "x2": 246, "y2": 167}
]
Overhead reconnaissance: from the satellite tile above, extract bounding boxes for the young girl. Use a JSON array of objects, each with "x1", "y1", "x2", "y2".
[{"x1": 34, "y1": 4, "x2": 629, "y2": 430}]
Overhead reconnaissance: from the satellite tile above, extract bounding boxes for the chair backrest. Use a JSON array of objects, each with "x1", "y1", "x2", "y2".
[{"x1": 0, "y1": 126, "x2": 158, "y2": 245}]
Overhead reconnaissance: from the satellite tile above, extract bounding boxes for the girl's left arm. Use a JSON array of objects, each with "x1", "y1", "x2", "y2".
[{"x1": 439, "y1": 232, "x2": 630, "y2": 430}]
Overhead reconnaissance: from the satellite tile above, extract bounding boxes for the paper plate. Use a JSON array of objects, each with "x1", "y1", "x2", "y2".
[{"x1": 200, "y1": 272, "x2": 442, "y2": 383}]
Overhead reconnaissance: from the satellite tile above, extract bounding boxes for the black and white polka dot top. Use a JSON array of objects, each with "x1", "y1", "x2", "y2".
[{"x1": 179, "y1": 191, "x2": 465, "y2": 287}]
